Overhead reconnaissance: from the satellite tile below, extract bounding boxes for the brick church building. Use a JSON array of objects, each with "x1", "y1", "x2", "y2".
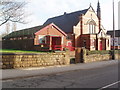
[{"x1": 3, "y1": 1, "x2": 111, "y2": 51}]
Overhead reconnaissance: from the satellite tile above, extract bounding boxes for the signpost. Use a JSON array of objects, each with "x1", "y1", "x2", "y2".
[
  {"x1": 118, "y1": 1, "x2": 120, "y2": 30},
  {"x1": 112, "y1": 0, "x2": 115, "y2": 60}
]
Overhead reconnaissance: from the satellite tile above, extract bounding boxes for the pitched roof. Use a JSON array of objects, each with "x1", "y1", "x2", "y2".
[
  {"x1": 43, "y1": 9, "x2": 88, "y2": 33},
  {"x1": 3, "y1": 7, "x2": 91, "y2": 39},
  {"x1": 35, "y1": 23, "x2": 67, "y2": 36},
  {"x1": 3, "y1": 25, "x2": 43, "y2": 39},
  {"x1": 107, "y1": 30, "x2": 120, "y2": 37},
  {"x1": 3, "y1": 23, "x2": 68, "y2": 39}
]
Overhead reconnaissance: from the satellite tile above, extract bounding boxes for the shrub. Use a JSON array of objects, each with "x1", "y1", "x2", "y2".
[
  {"x1": 87, "y1": 50, "x2": 110, "y2": 55},
  {"x1": 86, "y1": 49, "x2": 120, "y2": 55}
]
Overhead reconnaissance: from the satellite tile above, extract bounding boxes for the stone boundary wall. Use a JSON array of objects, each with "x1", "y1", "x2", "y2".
[
  {"x1": 84, "y1": 54, "x2": 110, "y2": 63},
  {"x1": 75, "y1": 48, "x2": 120, "y2": 63},
  {"x1": 1, "y1": 52, "x2": 70, "y2": 69},
  {"x1": 84, "y1": 53, "x2": 119, "y2": 63},
  {"x1": 115, "y1": 54, "x2": 120, "y2": 60}
]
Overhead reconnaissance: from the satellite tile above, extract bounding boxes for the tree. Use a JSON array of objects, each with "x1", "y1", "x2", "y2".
[{"x1": 0, "y1": 0, "x2": 27, "y2": 26}]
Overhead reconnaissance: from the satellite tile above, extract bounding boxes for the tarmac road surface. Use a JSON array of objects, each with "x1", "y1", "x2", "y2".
[{"x1": 2, "y1": 60, "x2": 120, "y2": 89}]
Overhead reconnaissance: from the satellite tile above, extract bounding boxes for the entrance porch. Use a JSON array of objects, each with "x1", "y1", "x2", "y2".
[
  {"x1": 51, "y1": 36, "x2": 62, "y2": 50},
  {"x1": 98, "y1": 38, "x2": 106, "y2": 50},
  {"x1": 42, "y1": 35, "x2": 63, "y2": 51}
]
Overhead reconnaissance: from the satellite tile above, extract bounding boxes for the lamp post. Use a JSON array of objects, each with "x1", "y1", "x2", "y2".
[{"x1": 112, "y1": 0, "x2": 115, "y2": 60}]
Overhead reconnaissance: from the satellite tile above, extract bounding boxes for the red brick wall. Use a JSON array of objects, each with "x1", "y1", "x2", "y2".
[
  {"x1": 36, "y1": 25, "x2": 65, "y2": 36},
  {"x1": 79, "y1": 34, "x2": 91, "y2": 50},
  {"x1": 34, "y1": 25, "x2": 67, "y2": 47},
  {"x1": 79, "y1": 34, "x2": 98, "y2": 50}
]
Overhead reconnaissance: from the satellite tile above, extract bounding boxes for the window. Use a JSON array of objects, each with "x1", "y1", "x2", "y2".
[
  {"x1": 38, "y1": 35, "x2": 46, "y2": 44},
  {"x1": 89, "y1": 21, "x2": 96, "y2": 34},
  {"x1": 23, "y1": 37, "x2": 27, "y2": 39},
  {"x1": 108, "y1": 39, "x2": 109, "y2": 47},
  {"x1": 83, "y1": 40, "x2": 86, "y2": 48},
  {"x1": 66, "y1": 34, "x2": 72, "y2": 40}
]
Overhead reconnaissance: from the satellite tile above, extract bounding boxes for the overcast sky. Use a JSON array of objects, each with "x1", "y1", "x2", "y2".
[{"x1": 0, "y1": 0, "x2": 119, "y2": 34}]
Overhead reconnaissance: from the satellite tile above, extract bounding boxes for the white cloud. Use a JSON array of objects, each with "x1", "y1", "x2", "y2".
[
  {"x1": 0, "y1": 0, "x2": 119, "y2": 34},
  {"x1": 18, "y1": 0, "x2": 119, "y2": 30},
  {"x1": 24, "y1": 0, "x2": 93, "y2": 24},
  {"x1": 101, "y1": 0, "x2": 118, "y2": 30},
  {"x1": 26, "y1": 0, "x2": 119, "y2": 30},
  {"x1": 17, "y1": 15, "x2": 42, "y2": 30}
]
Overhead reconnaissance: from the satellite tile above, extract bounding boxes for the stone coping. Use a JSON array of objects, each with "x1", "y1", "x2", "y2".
[{"x1": 0, "y1": 51, "x2": 66, "y2": 55}]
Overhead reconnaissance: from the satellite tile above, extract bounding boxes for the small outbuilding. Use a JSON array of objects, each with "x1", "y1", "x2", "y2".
[{"x1": 2, "y1": 23, "x2": 73, "y2": 51}]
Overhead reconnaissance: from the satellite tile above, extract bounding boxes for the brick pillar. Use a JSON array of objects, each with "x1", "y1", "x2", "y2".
[
  {"x1": 61, "y1": 36, "x2": 64, "y2": 50},
  {"x1": 75, "y1": 47, "x2": 86, "y2": 63},
  {"x1": 50, "y1": 36, "x2": 52, "y2": 50},
  {"x1": 81, "y1": 48, "x2": 86, "y2": 63},
  {"x1": 99, "y1": 19, "x2": 101, "y2": 32},
  {"x1": 75, "y1": 48, "x2": 82, "y2": 63},
  {"x1": 64, "y1": 51, "x2": 70, "y2": 65},
  {"x1": 96, "y1": 35, "x2": 98, "y2": 50},
  {"x1": 80, "y1": 14, "x2": 83, "y2": 35}
]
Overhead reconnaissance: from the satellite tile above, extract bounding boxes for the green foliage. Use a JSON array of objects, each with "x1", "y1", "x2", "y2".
[
  {"x1": 86, "y1": 50, "x2": 120, "y2": 55},
  {"x1": 114, "y1": 50, "x2": 120, "y2": 54},
  {"x1": 0, "y1": 49, "x2": 45, "y2": 53}
]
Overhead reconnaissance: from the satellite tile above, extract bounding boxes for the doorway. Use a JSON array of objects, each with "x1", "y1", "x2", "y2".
[
  {"x1": 100, "y1": 41, "x2": 102, "y2": 50},
  {"x1": 52, "y1": 37, "x2": 61, "y2": 50}
]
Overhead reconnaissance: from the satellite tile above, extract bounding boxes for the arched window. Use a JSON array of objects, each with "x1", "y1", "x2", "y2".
[{"x1": 89, "y1": 21, "x2": 96, "y2": 34}]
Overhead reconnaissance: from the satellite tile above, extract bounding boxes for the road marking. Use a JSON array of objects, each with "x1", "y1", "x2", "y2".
[{"x1": 98, "y1": 81, "x2": 120, "y2": 90}]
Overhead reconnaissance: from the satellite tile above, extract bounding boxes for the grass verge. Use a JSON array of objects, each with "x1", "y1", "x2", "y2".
[{"x1": 0, "y1": 49, "x2": 44, "y2": 53}]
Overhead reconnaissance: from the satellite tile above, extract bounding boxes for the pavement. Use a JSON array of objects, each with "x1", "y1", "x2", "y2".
[{"x1": 1, "y1": 60, "x2": 119, "y2": 80}]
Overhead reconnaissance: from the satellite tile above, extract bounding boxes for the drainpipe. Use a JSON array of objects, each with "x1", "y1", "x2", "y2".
[{"x1": 80, "y1": 14, "x2": 83, "y2": 35}]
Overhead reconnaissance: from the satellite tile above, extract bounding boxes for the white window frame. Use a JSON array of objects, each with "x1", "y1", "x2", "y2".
[{"x1": 89, "y1": 21, "x2": 96, "y2": 34}]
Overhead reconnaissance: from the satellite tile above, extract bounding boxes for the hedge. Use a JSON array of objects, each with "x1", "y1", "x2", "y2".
[{"x1": 86, "y1": 50, "x2": 120, "y2": 55}]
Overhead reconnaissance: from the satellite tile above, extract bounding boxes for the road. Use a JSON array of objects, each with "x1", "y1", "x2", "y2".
[{"x1": 2, "y1": 60, "x2": 120, "y2": 89}]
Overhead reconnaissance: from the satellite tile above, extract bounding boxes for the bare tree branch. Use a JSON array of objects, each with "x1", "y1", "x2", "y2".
[
  {"x1": 0, "y1": 0, "x2": 27, "y2": 27},
  {"x1": 0, "y1": 16, "x2": 11, "y2": 26}
]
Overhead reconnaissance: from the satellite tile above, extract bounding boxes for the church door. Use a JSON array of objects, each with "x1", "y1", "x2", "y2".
[{"x1": 100, "y1": 41, "x2": 102, "y2": 50}]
